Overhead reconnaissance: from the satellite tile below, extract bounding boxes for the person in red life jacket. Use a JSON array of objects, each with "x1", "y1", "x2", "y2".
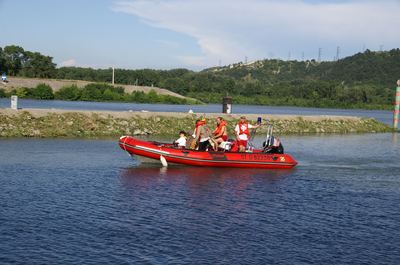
[
  {"x1": 234, "y1": 116, "x2": 260, "y2": 152},
  {"x1": 212, "y1": 117, "x2": 228, "y2": 144}
]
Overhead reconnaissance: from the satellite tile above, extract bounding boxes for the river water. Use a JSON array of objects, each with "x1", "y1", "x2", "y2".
[
  {"x1": 0, "y1": 133, "x2": 399, "y2": 264},
  {"x1": 0, "y1": 98, "x2": 394, "y2": 125}
]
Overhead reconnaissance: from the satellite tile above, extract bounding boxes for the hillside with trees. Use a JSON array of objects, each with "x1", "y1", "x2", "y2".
[{"x1": 1, "y1": 44, "x2": 399, "y2": 109}]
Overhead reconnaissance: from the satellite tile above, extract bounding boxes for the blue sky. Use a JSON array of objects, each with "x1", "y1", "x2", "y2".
[{"x1": 0, "y1": 0, "x2": 399, "y2": 70}]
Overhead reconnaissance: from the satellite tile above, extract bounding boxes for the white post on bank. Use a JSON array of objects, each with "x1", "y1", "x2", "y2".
[{"x1": 11, "y1": 95, "x2": 18, "y2": 110}]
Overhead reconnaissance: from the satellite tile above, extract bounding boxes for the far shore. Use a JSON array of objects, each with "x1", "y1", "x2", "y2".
[{"x1": 0, "y1": 108, "x2": 392, "y2": 138}]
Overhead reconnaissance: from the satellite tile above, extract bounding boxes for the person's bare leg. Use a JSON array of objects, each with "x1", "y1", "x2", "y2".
[{"x1": 239, "y1": 145, "x2": 245, "y2": 152}]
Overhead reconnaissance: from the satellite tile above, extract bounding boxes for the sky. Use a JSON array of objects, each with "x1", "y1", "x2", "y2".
[{"x1": 0, "y1": 0, "x2": 399, "y2": 70}]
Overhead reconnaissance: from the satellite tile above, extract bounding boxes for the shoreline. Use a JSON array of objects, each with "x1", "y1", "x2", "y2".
[{"x1": 0, "y1": 108, "x2": 392, "y2": 138}]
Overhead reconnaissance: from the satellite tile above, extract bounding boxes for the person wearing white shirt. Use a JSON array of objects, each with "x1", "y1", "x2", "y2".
[
  {"x1": 175, "y1": 131, "x2": 187, "y2": 148},
  {"x1": 234, "y1": 116, "x2": 259, "y2": 152}
]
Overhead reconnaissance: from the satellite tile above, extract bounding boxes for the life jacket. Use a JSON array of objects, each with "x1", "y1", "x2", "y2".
[
  {"x1": 213, "y1": 120, "x2": 227, "y2": 136},
  {"x1": 195, "y1": 120, "x2": 211, "y2": 140},
  {"x1": 237, "y1": 121, "x2": 250, "y2": 137},
  {"x1": 194, "y1": 120, "x2": 206, "y2": 136}
]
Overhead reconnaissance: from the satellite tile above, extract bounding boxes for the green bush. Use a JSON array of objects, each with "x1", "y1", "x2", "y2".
[
  {"x1": 0, "y1": 88, "x2": 6, "y2": 98},
  {"x1": 80, "y1": 83, "x2": 124, "y2": 101},
  {"x1": 15, "y1": 87, "x2": 30, "y2": 98},
  {"x1": 31, "y1": 83, "x2": 54, "y2": 99},
  {"x1": 55, "y1": 85, "x2": 81, "y2": 100}
]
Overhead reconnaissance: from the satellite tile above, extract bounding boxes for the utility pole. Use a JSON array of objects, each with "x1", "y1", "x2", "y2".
[
  {"x1": 336, "y1": 46, "x2": 340, "y2": 61},
  {"x1": 317, "y1": 48, "x2": 322, "y2": 63},
  {"x1": 301, "y1": 51, "x2": 305, "y2": 61},
  {"x1": 112, "y1": 67, "x2": 115, "y2": 85},
  {"x1": 245, "y1": 56, "x2": 248, "y2": 64}
]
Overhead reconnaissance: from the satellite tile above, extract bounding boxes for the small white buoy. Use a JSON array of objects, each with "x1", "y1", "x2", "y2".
[
  {"x1": 188, "y1": 109, "x2": 194, "y2": 114},
  {"x1": 160, "y1": 155, "x2": 168, "y2": 167}
]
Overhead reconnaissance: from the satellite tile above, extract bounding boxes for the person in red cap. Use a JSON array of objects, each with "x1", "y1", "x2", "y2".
[{"x1": 234, "y1": 116, "x2": 259, "y2": 152}]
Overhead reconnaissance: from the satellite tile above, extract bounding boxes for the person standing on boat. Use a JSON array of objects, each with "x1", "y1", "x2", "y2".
[
  {"x1": 213, "y1": 117, "x2": 228, "y2": 144},
  {"x1": 195, "y1": 118, "x2": 212, "y2": 151},
  {"x1": 235, "y1": 116, "x2": 260, "y2": 152}
]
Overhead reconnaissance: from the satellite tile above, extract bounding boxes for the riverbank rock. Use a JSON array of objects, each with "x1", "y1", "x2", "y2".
[{"x1": 0, "y1": 108, "x2": 392, "y2": 138}]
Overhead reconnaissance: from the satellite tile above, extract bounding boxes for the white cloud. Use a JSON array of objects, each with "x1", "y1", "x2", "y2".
[
  {"x1": 113, "y1": 0, "x2": 400, "y2": 67},
  {"x1": 156, "y1": 39, "x2": 181, "y2": 49},
  {"x1": 60, "y1": 59, "x2": 76, "y2": 67}
]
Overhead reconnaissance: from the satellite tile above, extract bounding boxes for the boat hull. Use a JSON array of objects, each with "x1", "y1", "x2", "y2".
[{"x1": 119, "y1": 136, "x2": 298, "y2": 169}]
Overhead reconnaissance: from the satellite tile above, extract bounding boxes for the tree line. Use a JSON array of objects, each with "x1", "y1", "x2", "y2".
[{"x1": 1, "y1": 44, "x2": 399, "y2": 109}]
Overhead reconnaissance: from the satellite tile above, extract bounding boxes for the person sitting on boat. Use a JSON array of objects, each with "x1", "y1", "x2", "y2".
[
  {"x1": 195, "y1": 118, "x2": 212, "y2": 151},
  {"x1": 213, "y1": 117, "x2": 228, "y2": 145},
  {"x1": 175, "y1": 131, "x2": 187, "y2": 148},
  {"x1": 235, "y1": 116, "x2": 260, "y2": 152}
]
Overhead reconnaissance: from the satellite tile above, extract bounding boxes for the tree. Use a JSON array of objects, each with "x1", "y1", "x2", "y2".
[
  {"x1": 0, "y1": 48, "x2": 6, "y2": 74},
  {"x1": 3, "y1": 45, "x2": 25, "y2": 75},
  {"x1": 20, "y1": 51, "x2": 56, "y2": 78}
]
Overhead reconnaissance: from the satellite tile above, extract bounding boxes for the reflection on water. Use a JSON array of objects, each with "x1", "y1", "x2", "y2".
[
  {"x1": 120, "y1": 165, "x2": 295, "y2": 183},
  {"x1": 119, "y1": 166, "x2": 297, "y2": 222},
  {"x1": 392, "y1": 132, "x2": 398, "y2": 144}
]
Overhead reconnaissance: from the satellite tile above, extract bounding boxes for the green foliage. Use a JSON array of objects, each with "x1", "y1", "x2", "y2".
[
  {"x1": 0, "y1": 45, "x2": 55, "y2": 78},
  {"x1": 0, "y1": 88, "x2": 6, "y2": 98},
  {"x1": 31, "y1": 83, "x2": 54, "y2": 99},
  {"x1": 15, "y1": 87, "x2": 30, "y2": 98},
  {"x1": 19, "y1": 51, "x2": 56, "y2": 78},
  {"x1": 2, "y1": 44, "x2": 399, "y2": 109},
  {"x1": 80, "y1": 83, "x2": 124, "y2": 101},
  {"x1": 52, "y1": 83, "x2": 190, "y2": 104},
  {"x1": 3, "y1": 45, "x2": 24, "y2": 76},
  {"x1": 54, "y1": 85, "x2": 81, "y2": 100}
]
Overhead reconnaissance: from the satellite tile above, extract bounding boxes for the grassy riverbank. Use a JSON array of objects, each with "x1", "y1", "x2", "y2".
[{"x1": 0, "y1": 108, "x2": 392, "y2": 138}]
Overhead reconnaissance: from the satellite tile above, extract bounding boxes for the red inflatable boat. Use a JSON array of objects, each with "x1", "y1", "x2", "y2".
[{"x1": 119, "y1": 136, "x2": 298, "y2": 169}]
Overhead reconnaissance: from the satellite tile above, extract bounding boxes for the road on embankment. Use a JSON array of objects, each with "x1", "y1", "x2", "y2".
[{"x1": 0, "y1": 76, "x2": 189, "y2": 99}]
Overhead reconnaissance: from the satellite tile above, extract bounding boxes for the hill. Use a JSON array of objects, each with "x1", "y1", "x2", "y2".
[{"x1": 1, "y1": 44, "x2": 399, "y2": 109}]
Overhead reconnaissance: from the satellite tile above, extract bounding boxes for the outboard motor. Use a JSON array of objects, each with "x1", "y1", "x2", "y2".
[
  {"x1": 263, "y1": 136, "x2": 284, "y2": 154},
  {"x1": 262, "y1": 125, "x2": 284, "y2": 154}
]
